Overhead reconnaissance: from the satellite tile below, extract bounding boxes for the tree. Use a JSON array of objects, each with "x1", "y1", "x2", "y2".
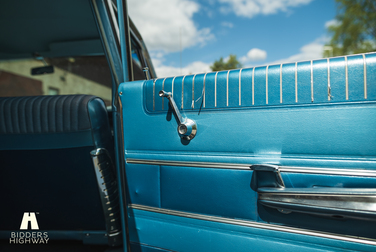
[
  {"x1": 210, "y1": 54, "x2": 242, "y2": 71},
  {"x1": 324, "y1": 0, "x2": 376, "y2": 57}
]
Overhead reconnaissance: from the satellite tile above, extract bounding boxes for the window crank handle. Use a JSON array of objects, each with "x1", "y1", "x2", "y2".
[{"x1": 159, "y1": 90, "x2": 197, "y2": 141}]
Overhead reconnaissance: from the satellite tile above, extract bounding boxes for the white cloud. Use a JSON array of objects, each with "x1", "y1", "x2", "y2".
[
  {"x1": 218, "y1": 0, "x2": 313, "y2": 18},
  {"x1": 221, "y1": 21, "x2": 234, "y2": 28},
  {"x1": 267, "y1": 37, "x2": 328, "y2": 65},
  {"x1": 325, "y1": 19, "x2": 340, "y2": 28},
  {"x1": 152, "y1": 55, "x2": 211, "y2": 78},
  {"x1": 128, "y1": 0, "x2": 213, "y2": 53},
  {"x1": 241, "y1": 48, "x2": 267, "y2": 62}
]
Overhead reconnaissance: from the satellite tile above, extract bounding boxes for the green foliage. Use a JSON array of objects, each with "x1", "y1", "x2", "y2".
[
  {"x1": 324, "y1": 0, "x2": 376, "y2": 57},
  {"x1": 210, "y1": 54, "x2": 242, "y2": 71}
]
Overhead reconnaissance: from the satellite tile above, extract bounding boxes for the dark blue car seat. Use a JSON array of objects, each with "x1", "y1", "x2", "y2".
[{"x1": 0, "y1": 95, "x2": 121, "y2": 248}]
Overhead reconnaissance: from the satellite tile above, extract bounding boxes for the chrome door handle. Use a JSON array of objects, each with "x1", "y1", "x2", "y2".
[{"x1": 159, "y1": 90, "x2": 197, "y2": 140}]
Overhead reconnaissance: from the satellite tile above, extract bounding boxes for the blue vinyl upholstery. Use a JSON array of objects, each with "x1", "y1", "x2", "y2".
[
  {"x1": 120, "y1": 52, "x2": 376, "y2": 251},
  {"x1": 0, "y1": 95, "x2": 115, "y2": 244},
  {"x1": 145, "y1": 52, "x2": 376, "y2": 113},
  {"x1": 0, "y1": 95, "x2": 113, "y2": 150}
]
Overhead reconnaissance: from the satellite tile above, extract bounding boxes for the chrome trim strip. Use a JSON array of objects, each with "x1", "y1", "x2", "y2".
[
  {"x1": 280, "y1": 64, "x2": 283, "y2": 103},
  {"x1": 203, "y1": 73, "x2": 207, "y2": 108},
  {"x1": 171, "y1": 77, "x2": 176, "y2": 98},
  {"x1": 192, "y1": 74, "x2": 196, "y2": 109},
  {"x1": 128, "y1": 204, "x2": 376, "y2": 246},
  {"x1": 153, "y1": 79, "x2": 156, "y2": 111},
  {"x1": 345, "y1": 56, "x2": 349, "y2": 100},
  {"x1": 181, "y1": 75, "x2": 186, "y2": 109},
  {"x1": 151, "y1": 52, "x2": 375, "y2": 91},
  {"x1": 226, "y1": 70, "x2": 230, "y2": 107},
  {"x1": 363, "y1": 54, "x2": 367, "y2": 99},
  {"x1": 161, "y1": 78, "x2": 166, "y2": 110},
  {"x1": 295, "y1": 62, "x2": 298, "y2": 103},
  {"x1": 126, "y1": 158, "x2": 376, "y2": 177},
  {"x1": 266, "y1": 65, "x2": 269, "y2": 104},
  {"x1": 252, "y1": 67, "x2": 255, "y2": 105},
  {"x1": 215, "y1": 72, "x2": 218, "y2": 107},
  {"x1": 127, "y1": 158, "x2": 251, "y2": 170},
  {"x1": 239, "y1": 69, "x2": 242, "y2": 106},
  {"x1": 107, "y1": 0, "x2": 120, "y2": 44},
  {"x1": 327, "y1": 58, "x2": 331, "y2": 101},
  {"x1": 310, "y1": 60, "x2": 314, "y2": 102},
  {"x1": 150, "y1": 52, "x2": 375, "y2": 110},
  {"x1": 279, "y1": 166, "x2": 376, "y2": 177},
  {"x1": 91, "y1": 0, "x2": 119, "y2": 86}
]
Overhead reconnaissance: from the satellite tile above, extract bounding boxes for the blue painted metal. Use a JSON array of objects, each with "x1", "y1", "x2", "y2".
[
  {"x1": 120, "y1": 53, "x2": 376, "y2": 251},
  {"x1": 92, "y1": 0, "x2": 124, "y2": 86},
  {"x1": 117, "y1": 0, "x2": 132, "y2": 82}
]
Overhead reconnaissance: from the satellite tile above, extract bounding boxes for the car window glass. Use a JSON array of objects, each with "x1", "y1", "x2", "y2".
[{"x1": 0, "y1": 55, "x2": 112, "y2": 105}]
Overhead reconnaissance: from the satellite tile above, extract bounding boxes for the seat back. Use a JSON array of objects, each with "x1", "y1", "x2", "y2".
[{"x1": 0, "y1": 95, "x2": 121, "y2": 247}]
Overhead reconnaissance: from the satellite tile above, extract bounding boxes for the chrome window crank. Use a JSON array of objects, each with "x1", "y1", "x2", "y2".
[{"x1": 159, "y1": 90, "x2": 197, "y2": 141}]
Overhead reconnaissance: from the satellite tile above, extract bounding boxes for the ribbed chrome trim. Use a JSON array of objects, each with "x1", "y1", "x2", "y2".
[
  {"x1": 266, "y1": 65, "x2": 269, "y2": 104},
  {"x1": 128, "y1": 204, "x2": 376, "y2": 246},
  {"x1": 252, "y1": 67, "x2": 255, "y2": 105},
  {"x1": 327, "y1": 58, "x2": 331, "y2": 101},
  {"x1": 295, "y1": 62, "x2": 298, "y2": 103},
  {"x1": 149, "y1": 52, "x2": 375, "y2": 111},
  {"x1": 126, "y1": 158, "x2": 376, "y2": 177},
  {"x1": 150, "y1": 52, "x2": 375, "y2": 89},
  {"x1": 226, "y1": 70, "x2": 230, "y2": 107},
  {"x1": 239, "y1": 69, "x2": 242, "y2": 106},
  {"x1": 181, "y1": 75, "x2": 186, "y2": 109},
  {"x1": 215, "y1": 72, "x2": 218, "y2": 107},
  {"x1": 363, "y1": 54, "x2": 367, "y2": 99},
  {"x1": 192, "y1": 74, "x2": 196, "y2": 109},
  {"x1": 280, "y1": 64, "x2": 283, "y2": 103},
  {"x1": 171, "y1": 77, "x2": 176, "y2": 98},
  {"x1": 153, "y1": 79, "x2": 156, "y2": 111},
  {"x1": 310, "y1": 60, "x2": 314, "y2": 102},
  {"x1": 91, "y1": 148, "x2": 122, "y2": 246},
  {"x1": 162, "y1": 78, "x2": 166, "y2": 110},
  {"x1": 203, "y1": 73, "x2": 207, "y2": 108},
  {"x1": 345, "y1": 56, "x2": 349, "y2": 100}
]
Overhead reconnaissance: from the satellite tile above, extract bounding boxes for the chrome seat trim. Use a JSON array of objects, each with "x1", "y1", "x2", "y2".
[
  {"x1": 128, "y1": 204, "x2": 376, "y2": 246},
  {"x1": 91, "y1": 148, "x2": 122, "y2": 246}
]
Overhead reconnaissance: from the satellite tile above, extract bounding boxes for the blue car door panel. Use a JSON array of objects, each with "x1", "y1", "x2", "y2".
[{"x1": 120, "y1": 52, "x2": 376, "y2": 251}]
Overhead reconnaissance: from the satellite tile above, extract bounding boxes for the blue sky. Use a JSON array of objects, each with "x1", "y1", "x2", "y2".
[{"x1": 128, "y1": 0, "x2": 337, "y2": 77}]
